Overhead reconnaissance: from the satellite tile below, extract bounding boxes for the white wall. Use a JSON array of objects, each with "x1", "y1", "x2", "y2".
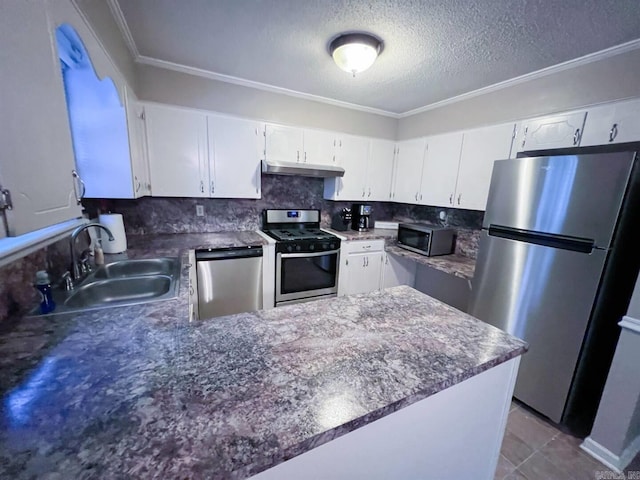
[
  {"x1": 72, "y1": 0, "x2": 138, "y2": 90},
  {"x1": 397, "y1": 48, "x2": 640, "y2": 140},
  {"x1": 136, "y1": 64, "x2": 398, "y2": 139}
]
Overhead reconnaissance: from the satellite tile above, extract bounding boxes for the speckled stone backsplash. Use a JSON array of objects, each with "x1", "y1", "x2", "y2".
[
  {"x1": 0, "y1": 236, "x2": 72, "y2": 324},
  {"x1": 84, "y1": 175, "x2": 482, "y2": 240},
  {"x1": 83, "y1": 175, "x2": 395, "y2": 235}
]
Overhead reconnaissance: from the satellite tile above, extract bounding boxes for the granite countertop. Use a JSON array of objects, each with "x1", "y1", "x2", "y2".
[
  {"x1": 0, "y1": 232, "x2": 523, "y2": 479},
  {"x1": 324, "y1": 227, "x2": 476, "y2": 280},
  {"x1": 385, "y1": 245, "x2": 476, "y2": 280}
]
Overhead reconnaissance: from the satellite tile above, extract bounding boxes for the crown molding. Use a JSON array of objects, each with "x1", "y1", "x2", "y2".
[
  {"x1": 398, "y1": 38, "x2": 640, "y2": 118},
  {"x1": 105, "y1": 0, "x2": 139, "y2": 59},
  {"x1": 136, "y1": 56, "x2": 401, "y2": 118}
]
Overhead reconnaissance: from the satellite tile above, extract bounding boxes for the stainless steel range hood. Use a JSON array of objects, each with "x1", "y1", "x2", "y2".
[{"x1": 262, "y1": 159, "x2": 345, "y2": 178}]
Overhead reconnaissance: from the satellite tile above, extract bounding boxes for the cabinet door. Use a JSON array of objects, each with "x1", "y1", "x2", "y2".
[
  {"x1": 208, "y1": 115, "x2": 262, "y2": 198},
  {"x1": 517, "y1": 111, "x2": 587, "y2": 152},
  {"x1": 455, "y1": 123, "x2": 515, "y2": 210},
  {"x1": 328, "y1": 135, "x2": 370, "y2": 200},
  {"x1": 367, "y1": 139, "x2": 395, "y2": 201},
  {"x1": 0, "y1": 1, "x2": 82, "y2": 236},
  {"x1": 303, "y1": 129, "x2": 336, "y2": 166},
  {"x1": 125, "y1": 87, "x2": 151, "y2": 197},
  {"x1": 344, "y1": 252, "x2": 383, "y2": 295},
  {"x1": 382, "y1": 253, "x2": 417, "y2": 289},
  {"x1": 420, "y1": 132, "x2": 463, "y2": 207},
  {"x1": 392, "y1": 139, "x2": 426, "y2": 204},
  {"x1": 146, "y1": 104, "x2": 209, "y2": 197},
  {"x1": 581, "y1": 99, "x2": 640, "y2": 147},
  {"x1": 264, "y1": 124, "x2": 304, "y2": 163}
]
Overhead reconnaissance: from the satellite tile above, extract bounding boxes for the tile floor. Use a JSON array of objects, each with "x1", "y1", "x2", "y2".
[{"x1": 496, "y1": 401, "x2": 640, "y2": 480}]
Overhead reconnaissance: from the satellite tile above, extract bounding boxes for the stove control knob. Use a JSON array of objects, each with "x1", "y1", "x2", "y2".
[
  {"x1": 287, "y1": 245, "x2": 293, "y2": 253},
  {"x1": 309, "y1": 244, "x2": 315, "y2": 251},
  {"x1": 296, "y1": 245, "x2": 301, "y2": 252},
  {"x1": 330, "y1": 243, "x2": 336, "y2": 250}
]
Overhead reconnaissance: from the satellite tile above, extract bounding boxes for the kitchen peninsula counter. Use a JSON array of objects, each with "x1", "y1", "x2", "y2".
[{"x1": 0, "y1": 249, "x2": 526, "y2": 480}]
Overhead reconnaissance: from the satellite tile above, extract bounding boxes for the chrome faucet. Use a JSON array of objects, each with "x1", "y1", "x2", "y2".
[{"x1": 69, "y1": 223, "x2": 115, "y2": 282}]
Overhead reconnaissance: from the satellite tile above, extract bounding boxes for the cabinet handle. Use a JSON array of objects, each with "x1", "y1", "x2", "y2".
[
  {"x1": 304, "y1": 152, "x2": 307, "y2": 163},
  {"x1": 135, "y1": 176, "x2": 141, "y2": 193},
  {"x1": 457, "y1": 193, "x2": 461, "y2": 205},
  {"x1": 573, "y1": 128, "x2": 581, "y2": 146},
  {"x1": 363, "y1": 257, "x2": 366, "y2": 267},
  {"x1": 609, "y1": 123, "x2": 618, "y2": 142},
  {"x1": 71, "y1": 170, "x2": 85, "y2": 203},
  {"x1": 521, "y1": 126, "x2": 528, "y2": 149},
  {"x1": 449, "y1": 194, "x2": 453, "y2": 205},
  {"x1": 211, "y1": 181, "x2": 215, "y2": 194},
  {"x1": 296, "y1": 150, "x2": 300, "y2": 162},
  {"x1": 414, "y1": 192, "x2": 418, "y2": 201},
  {"x1": 200, "y1": 180, "x2": 204, "y2": 193},
  {"x1": 363, "y1": 245, "x2": 371, "y2": 249},
  {"x1": 368, "y1": 188, "x2": 371, "y2": 197},
  {"x1": 362, "y1": 188, "x2": 365, "y2": 198},
  {"x1": 255, "y1": 167, "x2": 260, "y2": 194},
  {"x1": 420, "y1": 193, "x2": 423, "y2": 201}
]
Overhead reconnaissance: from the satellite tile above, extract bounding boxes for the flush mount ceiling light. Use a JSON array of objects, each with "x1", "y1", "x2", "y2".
[{"x1": 329, "y1": 33, "x2": 382, "y2": 77}]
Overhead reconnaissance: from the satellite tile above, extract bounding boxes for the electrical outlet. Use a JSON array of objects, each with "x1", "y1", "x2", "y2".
[{"x1": 196, "y1": 205, "x2": 204, "y2": 217}]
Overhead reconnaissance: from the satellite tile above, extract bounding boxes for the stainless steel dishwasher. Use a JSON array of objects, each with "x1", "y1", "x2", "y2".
[{"x1": 195, "y1": 246, "x2": 263, "y2": 319}]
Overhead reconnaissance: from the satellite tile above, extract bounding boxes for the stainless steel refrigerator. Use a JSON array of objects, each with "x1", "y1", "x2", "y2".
[{"x1": 469, "y1": 150, "x2": 640, "y2": 436}]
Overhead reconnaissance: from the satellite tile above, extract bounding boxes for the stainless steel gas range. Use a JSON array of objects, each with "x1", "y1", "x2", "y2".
[{"x1": 262, "y1": 209, "x2": 341, "y2": 306}]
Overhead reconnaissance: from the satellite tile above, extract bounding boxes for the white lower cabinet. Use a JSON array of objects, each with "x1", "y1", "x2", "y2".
[
  {"x1": 382, "y1": 252, "x2": 417, "y2": 289},
  {"x1": 339, "y1": 240, "x2": 385, "y2": 296}
]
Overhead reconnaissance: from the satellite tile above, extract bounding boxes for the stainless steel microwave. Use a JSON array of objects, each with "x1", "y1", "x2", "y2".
[{"x1": 397, "y1": 223, "x2": 455, "y2": 256}]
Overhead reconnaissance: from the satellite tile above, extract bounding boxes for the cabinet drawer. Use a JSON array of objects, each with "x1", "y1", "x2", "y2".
[{"x1": 345, "y1": 239, "x2": 385, "y2": 254}]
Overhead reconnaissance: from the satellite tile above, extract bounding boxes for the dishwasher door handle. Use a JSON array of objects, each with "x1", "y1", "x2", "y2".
[{"x1": 196, "y1": 247, "x2": 263, "y2": 261}]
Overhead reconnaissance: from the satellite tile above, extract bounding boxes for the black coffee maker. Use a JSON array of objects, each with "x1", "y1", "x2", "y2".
[
  {"x1": 330, "y1": 207, "x2": 352, "y2": 231},
  {"x1": 351, "y1": 204, "x2": 372, "y2": 232}
]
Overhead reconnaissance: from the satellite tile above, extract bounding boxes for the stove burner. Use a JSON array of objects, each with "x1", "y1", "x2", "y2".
[{"x1": 265, "y1": 228, "x2": 335, "y2": 242}]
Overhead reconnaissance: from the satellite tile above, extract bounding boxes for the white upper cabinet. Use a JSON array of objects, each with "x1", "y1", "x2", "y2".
[
  {"x1": 324, "y1": 134, "x2": 370, "y2": 200},
  {"x1": 208, "y1": 115, "x2": 262, "y2": 198},
  {"x1": 264, "y1": 124, "x2": 337, "y2": 165},
  {"x1": 303, "y1": 130, "x2": 338, "y2": 166},
  {"x1": 420, "y1": 132, "x2": 464, "y2": 207},
  {"x1": 392, "y1": 138, "x2": 427, "y2": 204},
  {"x1": 264, "y1": 124, "x2": 304, "y2": 163},
  {"x1": 0, "y1": 1, "x2": 82, "y2": 236},
  {"x1": 146, "y1": 104, "x2": 209, "y2": 197},
  {"x1": 125, "y1": 88, "x2": 152, "y2": 197},
  {"x1": 367, "y1": 139, "x2": 395, "y2": 202},
  {"x1": 581, "y1": 99, "x2": 640, "y2": 147},
  {"x1": 517, "y1": 111, "x2": 587, "y2": 152},
  {"x1": 455, "y1": 123, "x2": 516, "y2": 210}
]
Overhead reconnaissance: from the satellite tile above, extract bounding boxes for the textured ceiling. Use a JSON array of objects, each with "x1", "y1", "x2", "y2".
[{"x1": 115, "y1": 0, "x2": 640, "y2": 115}]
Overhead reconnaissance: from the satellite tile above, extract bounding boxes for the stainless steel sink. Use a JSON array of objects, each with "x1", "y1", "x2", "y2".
[
  {"x1": 92, "y1": 258, "x2": 178, "y2": 279},
  {"x1": 64, "y1": 276, "x2": 173, "y2": 309},
  {"x1": 31, "y1": 257, "x2": 181, "y2": 315}
]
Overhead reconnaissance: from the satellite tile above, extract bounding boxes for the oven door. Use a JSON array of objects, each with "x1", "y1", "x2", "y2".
[{"x1": 276, "y1": 250, "x2": 340, "y2": 305}]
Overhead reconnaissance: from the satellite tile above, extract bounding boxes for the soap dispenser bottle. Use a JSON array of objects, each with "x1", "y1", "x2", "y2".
[{"x1": 35, "y1": 270, "x2": 56, "y2": 314}]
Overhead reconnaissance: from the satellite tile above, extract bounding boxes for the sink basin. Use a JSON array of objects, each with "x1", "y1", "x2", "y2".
[
  {"x1": 31, "y1": 257, "x2": 181, "y2": 316},
  {"x1": 93, "y1": 257, "x2": 179, "y2": 279},
  {"x1": 64, "y1": 276, "x2": 173, "y2": 309}
]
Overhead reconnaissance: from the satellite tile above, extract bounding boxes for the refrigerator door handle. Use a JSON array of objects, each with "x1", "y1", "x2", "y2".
[{"x1": 488, "y1": 225, "x2": 595, "y2": 253}]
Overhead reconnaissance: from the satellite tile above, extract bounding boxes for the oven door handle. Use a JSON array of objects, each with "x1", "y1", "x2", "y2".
[{"x1": 279, "y1": 249, "x2": 340, "y2": 259}]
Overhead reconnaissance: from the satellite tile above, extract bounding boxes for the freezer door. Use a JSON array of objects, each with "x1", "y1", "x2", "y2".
[
  {"x1": 483, "y1": 152, "x2": 634, "y2": 248},
  {"x1": 468, "y1": 231, "x2": 607, "y2": 423}
]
